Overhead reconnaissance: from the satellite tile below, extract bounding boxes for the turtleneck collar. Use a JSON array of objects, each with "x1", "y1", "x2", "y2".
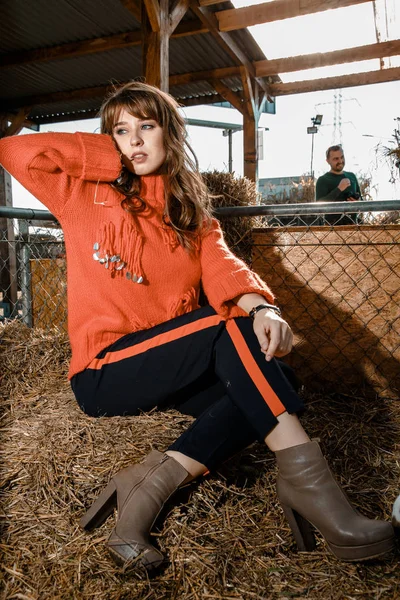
[{"x1": 139, "y1": 175, "x2": 166, "y2": 203}]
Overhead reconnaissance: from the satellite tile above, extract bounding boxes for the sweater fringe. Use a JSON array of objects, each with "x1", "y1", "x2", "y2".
[{"x1": 93, "y1": 220, "x2": 145, "y2": 283}]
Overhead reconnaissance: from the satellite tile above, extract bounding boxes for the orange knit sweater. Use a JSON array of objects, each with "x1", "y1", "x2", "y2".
[{"x1": 0, "y1": 132, "x2": 274, "y2": 378}]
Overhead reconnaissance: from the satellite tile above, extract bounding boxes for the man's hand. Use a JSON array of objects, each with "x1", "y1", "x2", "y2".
[
  {"x1": 252, "y1": 309, "x2": 293, "y2": 362},
  {"x1": 337, "y1": 178, "x2": 351, "y2": 192}
]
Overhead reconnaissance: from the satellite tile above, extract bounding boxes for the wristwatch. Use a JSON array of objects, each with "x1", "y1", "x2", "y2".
[{"x1": 249, "y1": 303, "x2": 281, "y2": 319}]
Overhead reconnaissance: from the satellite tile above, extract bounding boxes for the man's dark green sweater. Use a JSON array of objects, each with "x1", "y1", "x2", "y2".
[
  {"x1": 316, "y1": 171, "x2": 361, "y2": 225},
  {"x1": 316, "y1": 171, "x2": 361, "y2": 201}
]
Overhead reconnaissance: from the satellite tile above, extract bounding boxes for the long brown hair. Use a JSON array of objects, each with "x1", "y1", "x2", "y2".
[{"x1": 100, "y1": 81, "x2": 212, "y2": 250}]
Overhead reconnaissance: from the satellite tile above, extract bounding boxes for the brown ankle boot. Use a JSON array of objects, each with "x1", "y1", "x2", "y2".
[
  {"x1": 80, "y1": 450, "x2": 188, "y2": 569},
  {"x1": 275, "y1": 441, "x2": 395, "y2": 561}
]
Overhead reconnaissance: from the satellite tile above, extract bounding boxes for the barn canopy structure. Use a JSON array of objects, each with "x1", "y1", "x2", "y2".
[
  {"x1": 1, "y1": 0, "x2": 400, "y2": 185},
  {"x1": 1, "y1": 0, "x2": 399, "y2": 320}
]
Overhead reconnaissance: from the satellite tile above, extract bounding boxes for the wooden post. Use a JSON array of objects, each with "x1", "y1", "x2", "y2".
[
  {"x1": 241, "y1": 69, "x2": 260, "y2": 183},
  {"x1": 0, "y1": 115, "x2": 18, "y2": 317},
  {"x1": 243, "y1": 111, "x2": 258, "y2": 183},
  {"x1": 142, "y1": 0, "x2": 170, "y2": 91}
]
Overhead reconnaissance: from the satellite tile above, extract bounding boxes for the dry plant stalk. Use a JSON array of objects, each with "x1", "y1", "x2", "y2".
[{"x1": 1, "y1": 321, "x2": 399, "y2": 599}]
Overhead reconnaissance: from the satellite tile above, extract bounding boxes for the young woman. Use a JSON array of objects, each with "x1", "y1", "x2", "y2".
[{"x1": 0, "y1": 82, "x2": 394, "y2": 571}]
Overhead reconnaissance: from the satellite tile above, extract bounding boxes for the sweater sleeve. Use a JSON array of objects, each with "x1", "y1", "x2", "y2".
[
  {"x1": 316, "y1": 175, "x2": 341, "y2": 201},
  {"x1": 0, "y1": 132, "x2": 122, "y2": 218},
  {"x1": 200, "y1": 218, "x2": 275, "y2": 317}
]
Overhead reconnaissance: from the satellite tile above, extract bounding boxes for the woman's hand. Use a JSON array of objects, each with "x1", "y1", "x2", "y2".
[{"x1": 252, "y1": 308, "x2": 293, "y2": 362}]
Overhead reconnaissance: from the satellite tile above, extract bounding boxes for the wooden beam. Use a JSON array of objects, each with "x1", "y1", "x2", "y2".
[
  {"x1": 211, "y1": 80, "x2": 244, "y2": 113},
  {"x1": 1, "y1": 67, "x2": 241, "y2": 110},
  {"x1": 120, "y1": 0, "x2": 142, "y2": 22},
  {"x1": 1, "y1": 93, "x2": 232, "y2": 120},
  {"x1": 178, "y1": 93, "x2": 226, "y2": 107},
  {"x1": 199, "y1": 0, "x2": 226, "y2": 5},
  {"x1": 5, "y1": 64, "x2": 399, "y2": 114},
  {"x1": 188, "y1": 2, "x2": 273, "y2": 98},
  {"x1": 255, "y1": 39, "x2": 400, "y2": 76},
  {"x1": 4, "y1": 108, "x2": 32, "y2": 137},
  {"x1": 35, "y1": 96, "x2": 227, "y2": 117},
  {"x1": 142, "y1": 0, "x2": 169, "y2": 90},
  {"x1": 5, "y1": 23, "x2": 394, "y2": 80},
  {"x1": 143, "y1": 0, "x2": 161, "y2": 31},
  {"x1": 189, "y1": 0, "x2": 256, "y2": 76},
  {"x1": 169, "y1": 0, "x2": 190, "y2": 34},
  {"x1": 0, "y1": 21, "x2": 206, "y2": 69},
  {"x1": 217, "y1": 0, "x2": 373, "y2": 32},
  {"x1": 241, "y1": 67, "x2": 256, "y2": 119},
  {"x1": 170, "y1": 65, "x2": 240, "y2": 86},
  {"x1": 173, "y1": 19, "x2": 207, "y2": 37},
  {"x1": 269, "y1": 66, "x2": 400, "y2": 96},
  {"x1": 32, "y1": 109, "x2": 101, "y2": 125},
  {"x1": 5, "y1": 112, "x2": 39, "y2": 131},
  {"x1": 241, "y1": 66, "x2": 262, "y2": 184},
  {"x1": 120, "y1": 0, "x2": 208, "y2": 39},
  {"x1": 0, "y1": 85, "x2": 112, "y2": 111},
  {"x1": 2, "y1": 23, "x2": 205, "y2": 69},
  {"x1": 243, "y1": 111, "x2": 258, "y2": 183},
  {"x1": 0, "y1": 31, "x2": 142, "y2": 69}
]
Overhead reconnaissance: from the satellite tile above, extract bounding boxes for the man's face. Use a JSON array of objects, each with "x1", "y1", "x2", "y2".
[{"x1": 327, "y1": 150, "x2": 345, "y2": 173}]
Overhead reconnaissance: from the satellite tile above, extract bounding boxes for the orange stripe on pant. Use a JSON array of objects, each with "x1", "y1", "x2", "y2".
[
  {"x1": 225, "y1": 319, "x2": 286, "y2": 417},
  {"x1": 87, "y1": 313, "x2": 225, "y2": 370}
]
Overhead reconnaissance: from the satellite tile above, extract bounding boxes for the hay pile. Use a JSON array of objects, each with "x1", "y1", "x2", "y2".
[
  {"x1": 0, "y1": 319, "x2": 70, "y2": 403},
  {"x1": 204, "y1": 170, "x2": 261, "y2": 265},
  {"x1": 1, "y1": 321, "x2": 399, "y2": 600}
]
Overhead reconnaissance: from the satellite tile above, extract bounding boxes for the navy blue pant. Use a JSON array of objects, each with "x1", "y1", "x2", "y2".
[{"x1": 71, "y1": 306, "x2": 303, "y2": 470}]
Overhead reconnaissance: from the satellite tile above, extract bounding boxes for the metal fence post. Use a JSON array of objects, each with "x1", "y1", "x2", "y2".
[{"x1": 18, "y1": 219, "x2": 33, "y2": 327}]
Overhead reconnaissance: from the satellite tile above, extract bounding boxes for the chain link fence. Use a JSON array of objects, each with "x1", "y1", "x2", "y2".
[
  {"x1": 0, "y1": 209, "x2": 66, "y2": 331},
  {"x1": 217, "y1": 200, "x2": 400, "y2": 399},
  {"x1": 1, "y1": 201, "x2": 399, "y2": 398}
]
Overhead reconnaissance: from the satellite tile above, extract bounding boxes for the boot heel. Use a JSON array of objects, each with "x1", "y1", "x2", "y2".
[
  {"x1": 80, "y1": 481, "x2": 117, "y2": 530},
  {"x1": 281, "y1": 504, "x2": 316, "y2": 552}
]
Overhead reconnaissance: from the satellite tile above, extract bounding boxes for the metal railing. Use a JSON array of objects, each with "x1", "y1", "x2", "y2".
[
  {"x1": 215, "y1": 199, "x2": 400, "y2": 218},
  {"x1": 1, "y1": 201, "x2": 399, "y2": 398}
]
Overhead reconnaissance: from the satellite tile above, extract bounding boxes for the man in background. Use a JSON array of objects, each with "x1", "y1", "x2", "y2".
[{"x1": 316, "y1": 145, "x2": 362, "y2": 224}]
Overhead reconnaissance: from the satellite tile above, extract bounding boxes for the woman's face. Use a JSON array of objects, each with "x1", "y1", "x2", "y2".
[{"x1": 112, "y1": 109, "x2": 166, "y2": 176}]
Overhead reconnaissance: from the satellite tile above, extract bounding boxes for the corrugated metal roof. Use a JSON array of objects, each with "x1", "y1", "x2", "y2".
[
  {"x1": 170, "y1": 33, "x2": 237, "y2": 74},
  {"x1": 171, "y1": 78, "x2": 242, "y2": 101},
  {"x1": 0, "y1": 0, "x2": 139, "y2": 52},
  {"x1": 0, "y1": 0, "x2": 274, "y2": 123},
  {"x1": 1, "y1": 48, "x2": 142, "y2": 99}
]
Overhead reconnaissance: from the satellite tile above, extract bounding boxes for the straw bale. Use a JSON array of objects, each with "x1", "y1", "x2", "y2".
[
  {"x1": 0, "y1": 319, "x2": 70, "y2": 404},
  {"x1": 203, "y1": 171, "x2": 261, "y2": 265},
  {"x1": 2, "y1": 398, "x2": 399, "y2": 600},
  {"x1": 1, "y1": 321, "x2": 399, "y2": 599}
]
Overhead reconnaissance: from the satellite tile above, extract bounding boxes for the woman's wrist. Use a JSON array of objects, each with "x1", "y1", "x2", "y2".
[{"x1": 249, "y1": 303, "x2": 281, "y2": 320}]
